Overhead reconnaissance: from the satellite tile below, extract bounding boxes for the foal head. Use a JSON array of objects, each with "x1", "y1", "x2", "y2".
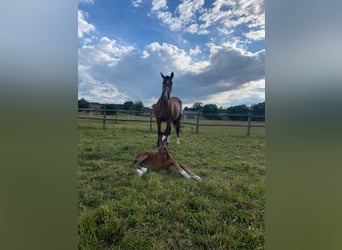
[
  {"x1": 160, "y1": 72, "x2": 174, "y2": 100},
  {"x1": 158, "y1": 135, "x2": 169, "y2": 153}
]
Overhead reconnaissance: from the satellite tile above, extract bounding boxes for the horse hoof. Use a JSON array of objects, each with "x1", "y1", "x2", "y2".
[
  {"x1": 141, "y1": 167, "x2": 148, "y2": 174},
  {"x1": 176, "y1": 138, "x2": 180, "y2": 144},
  {"x1": 193, "y1": 175, "x2": 202, "y2": 181}
]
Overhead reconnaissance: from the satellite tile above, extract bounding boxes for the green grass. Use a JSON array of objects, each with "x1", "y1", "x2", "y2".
[{"x1": 78, "y1": 119, "x2": 265, "y2": 249}]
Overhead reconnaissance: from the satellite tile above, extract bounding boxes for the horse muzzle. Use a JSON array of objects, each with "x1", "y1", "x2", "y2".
[{"x1": 159, "y1": 146, "x2": 167, "y2": 153}]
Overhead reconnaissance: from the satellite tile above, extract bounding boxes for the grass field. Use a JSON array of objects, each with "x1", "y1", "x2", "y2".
[{"x1": 78, "y1": 118, "x2": 265, "y2": 249}]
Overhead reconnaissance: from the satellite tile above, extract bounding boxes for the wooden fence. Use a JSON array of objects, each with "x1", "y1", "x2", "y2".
[{"x1": 78, "y1": 108, "x2": 265, "y2": 136}]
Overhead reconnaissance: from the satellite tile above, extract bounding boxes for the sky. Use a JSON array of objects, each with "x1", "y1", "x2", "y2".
[{"x1": 78, "y1": 0, "x2": 265, "y2": 109}]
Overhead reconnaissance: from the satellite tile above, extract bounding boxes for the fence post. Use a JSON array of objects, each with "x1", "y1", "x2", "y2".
[
  {"x1": 196, "y1": 111, "x2": 200, "y2": 134},
  {"x1": 103, "y1": 106, "x2": 106, "y2": 129},
  {"x1": 149, "y1": 111, "x2": 153, "y2": 132},
  {"x1": 246, "y1": 111, "x2": 251, "y2": 136}
]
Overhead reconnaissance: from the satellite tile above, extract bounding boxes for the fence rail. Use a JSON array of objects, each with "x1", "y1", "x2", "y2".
[{"x1": 78, "y1": 108, "x2": 265, "y2": 136}]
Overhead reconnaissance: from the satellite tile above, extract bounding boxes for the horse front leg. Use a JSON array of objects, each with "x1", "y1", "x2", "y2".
[
  {"x1": 165, "y1": 121, "x2": 171, "y2": 143},
  {"x1": 156, "y1": 119, "x2": 161, "y2": 147}
]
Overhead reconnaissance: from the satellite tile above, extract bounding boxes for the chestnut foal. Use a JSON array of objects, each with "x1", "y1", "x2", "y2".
[{"x1": 131, "y1": 135, "x2": 201, "y2": 180}]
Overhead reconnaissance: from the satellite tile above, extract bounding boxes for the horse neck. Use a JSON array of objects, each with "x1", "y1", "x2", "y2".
[{"x1": 159, "y1": 92, "x2": 169, "y2": 111}]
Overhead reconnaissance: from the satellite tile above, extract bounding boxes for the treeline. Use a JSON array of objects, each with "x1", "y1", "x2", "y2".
[
  {"x1": 184, "y1": 102, "x2": 265, "y2": 121},
  {"x1": 78, "y1": 99, "x2": 145, "y2": 111},
  {"x1": 78, "y1": 98, "x2": 265, "y2": 121}
]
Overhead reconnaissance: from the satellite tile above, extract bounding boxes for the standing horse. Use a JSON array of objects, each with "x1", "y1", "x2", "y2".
[{"x1": 154, "y1": 72, "x2": 182, "y2": 146}]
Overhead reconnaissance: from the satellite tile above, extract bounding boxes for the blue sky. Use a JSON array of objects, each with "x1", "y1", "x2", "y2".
[{"x1": 78, "y1": 0, "x2": 265, "y2": 108}]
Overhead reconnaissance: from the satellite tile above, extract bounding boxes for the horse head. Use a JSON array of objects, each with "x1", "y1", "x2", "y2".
[
  {"x1": 160, "y1": 72, "x2": 174, "y2": 100},
  {"x1": 158, "y1": 134, "x2": 169, "y2": 153}
]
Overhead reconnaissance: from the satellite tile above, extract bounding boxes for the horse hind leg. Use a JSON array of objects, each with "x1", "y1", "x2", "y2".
[{"x1": 173, "y1": 119, "x2": 181, "y2": 144}]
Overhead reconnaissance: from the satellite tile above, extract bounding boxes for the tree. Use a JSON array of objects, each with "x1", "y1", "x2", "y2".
[
  {"x1": 226, "y1": 104, "x2": 250, "y2": 121},
  {"x1": 192, "y1": 102, "x2": 203, "y2": 112},
  {"x1": 133, "y1": 100, "x2": 144, "y2": 111},
  {"x1": 251, "y1": 102, "x2": 265, "y2": 121},
  {"x1": 78, "y1": 98, "x2": 90, "y2": 109},
  {"x1": 123, "y1": 101, "x2": 134, "y2": 110},
  {"x1": 103, "y1": 103, "x2": 118, "y2": 115},
  {"x1": 202, "y1": 104, "x2": 219, "y2": 120}
]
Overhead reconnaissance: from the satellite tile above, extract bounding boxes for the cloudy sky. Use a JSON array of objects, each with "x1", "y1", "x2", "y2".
[{"x1": 78, "y1": 0, "x2": 265, "y2": 108}]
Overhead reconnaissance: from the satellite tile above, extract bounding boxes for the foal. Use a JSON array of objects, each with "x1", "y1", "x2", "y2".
[{"x1": 131, "y1": 135, "x2": 201, "y2": 180}]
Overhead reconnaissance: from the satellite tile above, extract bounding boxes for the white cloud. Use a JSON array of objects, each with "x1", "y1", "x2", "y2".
[
  {"x1": 200, "y1": 78, "x2": 265, "y2": 107},
  {"x1": 78, "y1": 0, "x2": 95, "y2": 4},
  {"x1": 189, "y1": 46, "x2": 201, "y2": 56},
  {"x1": 186, "y1": 23, "x2": 199, "y2": 33},
  {"x1": 151, "y1": 0, "x2": 168, "y2": 11},
  {"x1": 176, "y1": 0, "x2": 205, "y2": 26},
  {"x1": 78, "y1": 10, "x2": 95, "y2": 38},
  {"x1": 243, "y1": 29, "x2": 265, "y2": 40},
  {"x1": 79, "y1": 36, "x2": 134, "y2": 67},
  {"x1": 151, "y1": 0, "x2": 205, "y2": 32},
  {"x1": 150, "y1": 0, "x2": 265, "y2": 42},
  {"x1": 79, "y1": 79, "x2": 128, "y2": 104},
  {"x1": 143, "y1": 42, "x2": 209, "y2": 74},
  {"x1": 98, "y1": 37, "x2": 135, "y2": 57},
  {"x1": 132, "y1": 0, "x2": 143, "y2": 8}
]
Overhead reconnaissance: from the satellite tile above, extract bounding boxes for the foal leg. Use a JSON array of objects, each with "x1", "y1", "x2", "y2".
[
  {"x1": 167, "y1": 160, "x2": 191, "y2": 179},
  {"x1": 179, "y1": 163, "x2": 201, "y2": 181},
  {"x1": 131, "y1": 152, "x2": 149, "y2": 176}
]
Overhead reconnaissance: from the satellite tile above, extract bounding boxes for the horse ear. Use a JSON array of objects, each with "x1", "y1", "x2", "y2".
[
  {"x1": 160, "y1": 72, "x2": 165, "y2": 79},
  {"x1": 170, "y1": 72, "x2": 174, "y2": 79}
]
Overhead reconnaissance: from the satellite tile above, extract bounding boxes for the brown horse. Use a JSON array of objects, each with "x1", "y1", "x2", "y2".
[
  {"x1": 131, "y1": 135, "x2": 201, "y2": 180},
  {"x1": 154, "y1": 72, "x2": 182, "y2": 146}
]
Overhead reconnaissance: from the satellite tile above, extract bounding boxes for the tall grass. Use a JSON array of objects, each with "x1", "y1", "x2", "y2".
[{"x1": 78, "y1": 119, "x2": 265, "y2": 249}]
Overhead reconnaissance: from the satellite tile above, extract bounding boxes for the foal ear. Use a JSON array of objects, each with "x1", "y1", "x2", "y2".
[
  {"x1": 160, "y1": 72, "x2": 165, "y2": 79},
  {"x1": 170, "y1": 72, "x2": 174, "y2": 79}
]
